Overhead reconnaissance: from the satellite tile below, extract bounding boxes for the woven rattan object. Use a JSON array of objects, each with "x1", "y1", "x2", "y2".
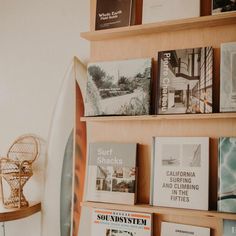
[{"x1": 0, "y1": 135, "x2": 39, "y2": 209}]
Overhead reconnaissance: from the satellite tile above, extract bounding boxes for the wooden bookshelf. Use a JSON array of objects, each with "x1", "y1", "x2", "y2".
[
  {"x1": 81, "y1": 201, "x2": 236, "y2": 221},
  {"x1": 0, "y1": 202, "x2": 41, "y2": 222},
  {"x1": 81, "y1": 12, "x2": 236, "y2": 41},
  {"x1": 74, "y1": 0, "x2": 236, "y2": 235}
]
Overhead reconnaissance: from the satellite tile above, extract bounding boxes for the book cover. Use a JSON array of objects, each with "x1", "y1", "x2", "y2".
[
  {"x1": 85, "y1": 58, "x2": 152, "y2": 116},
  {"x1": 161, "y1": 222, "x2": 210, "y2": 236},
  {"x1": 224, "y1": 220, "x2": 236, "y2": 236},
  {"x1": 220, "y1": 42, "x2": 236, "y2": 112},
  {"x1": 91, "y1": 208, "x2": 152, "y2": 236},
  {"x1": 85, "y1": 142, "x2": 138, "y2": 205},
  {"x1": 218, "y1": 137, "x2": 236, "y2": 213},
  {"x1": 156, "y1": 47, "x2": 213, "y2": 114},
  {"x1": 151, "y1": 137, "x2": 209, "y2": 210},
  {"x1": 212, "y1": 0, "x2": 236, "y2": 14},
  {"x1": 95, "y1": 0, "x2": 133, "y2": 30},
  {"x1": 142, "y1": 0, "x2": 200, "y2": 24}
]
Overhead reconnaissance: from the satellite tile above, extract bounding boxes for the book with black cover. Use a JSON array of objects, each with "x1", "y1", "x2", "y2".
[
  {"x1": 85, "y1": 142, "x2": 138, "y2": 205},
  {"x1": 85, "y1": 58, "x2": 152, "y2": 116},
  {"x1": 151, "y1": 137, "x2": 209, "y2": 210},
  {"x1": 218, "y1": 137, "x2": 236, "y2": 213},
  {"x1": 156, "y1": 47, "x2": 213, "y2": 114},
  {"x1": 95, "y1": 0, "x2": 133, "y2": 30},
  {"x1": 212, "y1": 0, "x2": 236, "y2": 14}
]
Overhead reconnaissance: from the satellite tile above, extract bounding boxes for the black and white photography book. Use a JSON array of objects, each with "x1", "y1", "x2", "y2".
[
  {"x1": 151, "y1": 137, "x2": 209, "y2": 210},
  {"x1": 85, "y1": 142, "x2": 138, "y2": 205},
  {"x1": 220, "y1": 42, "x2": 236, "y2": 112},
  {"x1": 85, "y1": 58, "x2": 152, "y2": 116},
  {"x1": 91, "y1": 208, "x2": 152, "y2": 236},
  {"x1": 212, "y1": 0, "x2": 236, "y2": 14},
  {"x1": 95, "y1": 0, "x2": 133, "y2": 30},
  {"x1": 156, "y1": 47, "x2": 213, "y2": 114}
]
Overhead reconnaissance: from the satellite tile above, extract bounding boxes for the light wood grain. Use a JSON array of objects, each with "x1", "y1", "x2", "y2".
[
  {"x1": 0, "y1": 202, "x2": 41, "y2": 222},
  {"x1": 81, "y1": 12, "x2": 236, "y2": 41}
]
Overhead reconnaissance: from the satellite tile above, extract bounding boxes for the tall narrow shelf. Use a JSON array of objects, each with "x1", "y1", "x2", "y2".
[{"x1": 75, "y1": 1, "x2": 236, "y2": 235}]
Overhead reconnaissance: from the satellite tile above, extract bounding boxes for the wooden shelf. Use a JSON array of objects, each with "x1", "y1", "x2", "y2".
[
  {"x1": 0, "y1": 202, "x2": 41, "y2": 222},
  {"x1": 81, "y1": 12, "x2": 236, "y2": 41},
  {"x1": 81, "y1": 112, "x2": 236, "y2": 122},
  {"x1": 81, "y1": 201, "x2": 236, "y2": 221}
]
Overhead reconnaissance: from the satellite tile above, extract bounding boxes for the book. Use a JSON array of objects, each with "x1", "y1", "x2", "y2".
[
  {"x1": 218, "y1": 137, "x2": 236, "y2": 213},
  {"x1": 85, "y1": 58, "x2": 152, "y2": 116},
  {"x1": 142, "y1": 0, "x2": 200, "y2": 24},
  {"x1": 151, "y1": 137, "x2": 209, "y2": 210},
  {"x1": 156, "y1": 47, "x2": 213, "y2": 114},
  {"x1": 85, "y1": 142, "x2": 138, "y2": 205},
  {"x1": 95, "y1": 0, "x2": 133, "y2": 30},
  {"x1": 91, "y1": 208, "x2": 152, "y2": 236},
  {"x1": 161, "y1": 222, "x2": 210, "y2": 236},
  {"x1": 220, "y1": 42, "x2": 236, "y2": 112},
  {"x1": 212, "y1": 0, "x2": 236, "y2": 14},
  {"x1": 223, "y1": 220, "x2": 236, "y2": 236}
]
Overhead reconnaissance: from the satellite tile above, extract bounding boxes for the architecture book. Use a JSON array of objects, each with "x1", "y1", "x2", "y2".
[
  {"x1": 91, "y1": 208, "x2": 152, "y2": 236},
  {"x1": 223, "y1": 220, "x2": 236, "y2": 236},
  {"x1": 85, "y1": 142, "x2": 138, "y2": 205},
  {"x1": 220, "y1": 42, "x2": 236, "y2": 112},
  {"x1": 218, "y1": 137, "x2": 236, "y2": 213},
  {"x1": 95, "y1": 0, "x2": 133, "y2": 30},
  {"x1": 142, "y1": 0, "x2": 200, "y2": 24},
  {"x1": 212, "y1": 0, "x2": 236, "y2": 14},
  {"x1": 161, "y1": 222, "x2": 210, "y2": 236},
  {"x1": 151, "y1": 137, "x2": 209, "y2": 210},
  {"x1": 85, "y1": 58, "x2": 152, "y2": 116},
  {"x1": 156, "y1": 47, "x2": 213, "y2": 114}
]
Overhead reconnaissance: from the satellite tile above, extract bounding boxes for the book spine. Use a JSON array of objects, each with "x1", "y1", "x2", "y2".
[{"x1": 149, "y1": 137, "x2": 155, "y2": 205}]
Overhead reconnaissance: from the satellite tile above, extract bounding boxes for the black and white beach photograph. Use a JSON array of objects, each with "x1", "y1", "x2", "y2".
[
  {"x1": 158, "y1": 47, "x2": 213, "y2": 114},
  {"x1": 182, "y1": 144, "x2": 201, "y2": 167},
  {"x1": 85, "y1": 58, "x2": 152, "y2": 116},
  {"x1": 161, "y1": 144, "x2": 181, "y2": 166},
  {"x1": 96, "y1": 166, "x2": 112, "y2": 191}
]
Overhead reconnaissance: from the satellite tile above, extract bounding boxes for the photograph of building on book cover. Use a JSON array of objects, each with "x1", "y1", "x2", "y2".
[
  {"x1": 96, "y1": 166, "x2": 136, "y2": 193},
  {"x1": 157, "y1": 47, "x2": 213, "y2": 114},
  {"x1": 106, "y1": 229, "x2": 134, "y2": 236},
  {"x1": 85, "y1": 58, "x2": 152, "y2": 116},
  {"x1": 212, "y1": 0, "x2": 236, "y2": 14}
]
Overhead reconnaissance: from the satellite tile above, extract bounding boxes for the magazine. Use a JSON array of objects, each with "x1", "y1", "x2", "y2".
[
  {"x1": 85, "y1": 142, "x2": 138, "y2": 204},
  {"x1": 223, "y1": 219, "x2": 236, "y2": 236},
  {"x1": 151, "y1": 137, "x2": 209, "y2": 210},
  {"x1": 91, "y1": 208, "x2": 152, "y2": 236},
  {"x1": 156, "y1": 47, "x2": 213, "y2": 114}
]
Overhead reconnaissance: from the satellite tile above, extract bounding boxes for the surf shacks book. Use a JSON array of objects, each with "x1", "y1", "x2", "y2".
[
  {"x1": 220, "y1": 42, "x2": 236, "y2": 112},
  {"x1": 151, "y1": 137, "x2": 209, "y2": 210},
  {"x1": 91, "y1": 208, "x2": 152, "y2": 236},
  {"x1": 95, "y1": 0, "x2": 133, "y2": 30},
  {"x1": 218, "y1": 137, "x2": 236, "y2": 213},
  {"x1": 156, "y1": 47, "x2": 213, "y2": 114},
  {"x1": 223, "y1": 220, "x2": 236, "y2": 236},
  {"x1": 142, "y1": 0, "x2": 200, "y2": 24},
  {"x1": 161, "y1": 222, "x2": 210, "y2": 236},
  {"x1": 85, "y1": 142, "x2": 138, "y2": 205},
  {"x1": 212, "y1": 0, "x2": 236, "y2": 14},
  {"x1": 85, "y1": 58, "x2": 152, "y2": 116}
]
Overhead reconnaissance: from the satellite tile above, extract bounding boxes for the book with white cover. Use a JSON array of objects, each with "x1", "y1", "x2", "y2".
[
  {"x1": 85, "y1": 142, "x2": 137, "y2": 205},
  {"x1": 223, "y1": 219, "x2": 236, "y2": 236},
  {"x1": 220, "y1": 42, "x2": 236, "y2": 112},
  {"x1": 91, "y1": 208, "x2": 152, "y2": 236},
  {"x1": 151, "y1": 137, "x2": 209, "y2": 210},
  {"x1": 142, "y1": 0, "x2": 200, "y2": 24},
  {"x1": 161, "y1": 222, "x2": 210, "y2": 236}
]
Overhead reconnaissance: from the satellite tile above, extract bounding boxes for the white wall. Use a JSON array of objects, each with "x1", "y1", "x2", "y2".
[{"x1": 0, "y1": 0, "x2": 89, "y2": 235}]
